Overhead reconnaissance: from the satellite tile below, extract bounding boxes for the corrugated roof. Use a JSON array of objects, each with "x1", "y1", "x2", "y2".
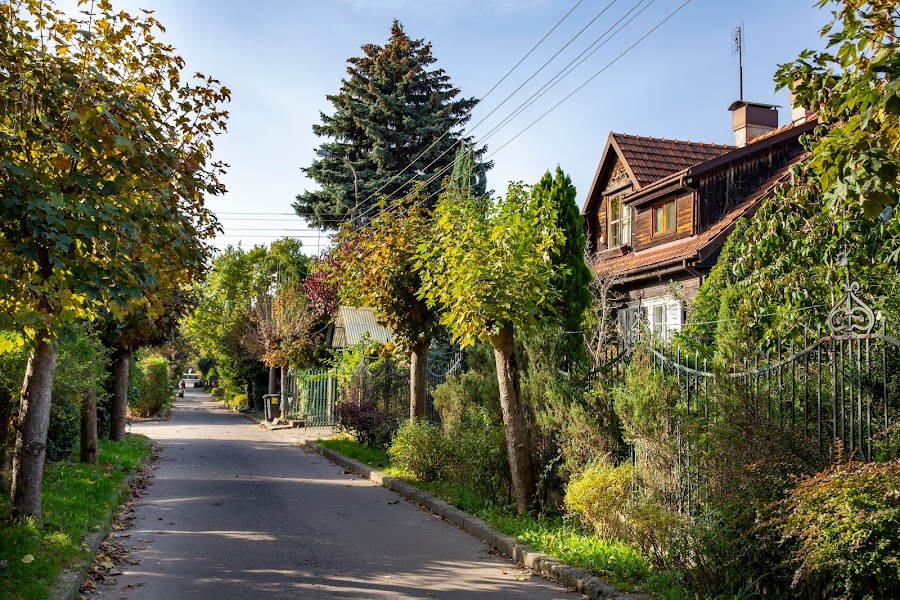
[
  {"x1": 598, "y1": 155, "x2": 802, "y2": 277},
  {"x1": 331, "y1": 306, "x2": 394, "y2": 348},
  {"x1": 612, "y1": 134, "x2": 733, "y2": 187}
]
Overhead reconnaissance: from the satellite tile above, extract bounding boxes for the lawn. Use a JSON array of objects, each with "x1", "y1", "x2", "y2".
[
  {"x1": 0, "y1": 434, "x2": 152, "y2": 600},
  {"x1": 315, "y1": 437, "x2": 688, "y2": 599}
]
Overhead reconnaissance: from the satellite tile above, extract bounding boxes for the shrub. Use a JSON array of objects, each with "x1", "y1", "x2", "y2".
[
  {"x1": 445, "y1": 407, "x2": 510, "y2": 505},
  {"x1": 227, "y1": 394, "x2": 248, "y2": 411},
  {"x1": 128, "y1": 356, "x2": 169, "y2": 417},
  {"x1": 780, "y1": 458, "x2": 900, "y2": 600},
  {"x1": 210, "y1": 386, "x2": 224, "y2": 398},
  {"x1": 388, "y1": 419, "x2": 451, "y2": 481},
  {"x1": 334, "y1": 400, "x2": 397, "y2": 449},
  {"x1": 565, "y1": 462, "x2": 632, "y2": 540}
]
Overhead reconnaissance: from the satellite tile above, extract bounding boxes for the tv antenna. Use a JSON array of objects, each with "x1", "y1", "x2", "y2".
[{"x1": 732, "y1": 25, "x2": 744, "y2": 101}]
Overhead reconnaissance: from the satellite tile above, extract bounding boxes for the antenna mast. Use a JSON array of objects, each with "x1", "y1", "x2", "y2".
[{"x1": 732, "y1": 26, "x2": 744, "y2": 101}]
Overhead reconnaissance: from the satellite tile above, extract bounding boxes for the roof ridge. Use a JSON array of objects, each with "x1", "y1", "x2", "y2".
[{"x1": 613, "y1": 132, "x2": 734, "y2": 148}]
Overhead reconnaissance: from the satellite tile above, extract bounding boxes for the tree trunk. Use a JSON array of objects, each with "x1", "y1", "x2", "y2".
[
  {"x1": 491, "y1": 321, "x2": 536, "y2": 515},
  {"x1": 10, "y1": 334, "x2": 57, "y2": 521},
  {"x1": 268, "y1": 366, "x2": 277, "y2": 395},
  {"x1": 110, "y1": 350, "x2": 131, "y2": 442},
  {"x1": 80, "y1": 386, "x2": 99, "y2": 465},
  {"x1": 409, "y1": 338, "x2": 430, "y2": 419}
]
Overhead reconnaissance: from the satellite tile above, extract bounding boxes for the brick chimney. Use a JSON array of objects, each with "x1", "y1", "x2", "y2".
[
  {"x1": 788, "y1": 88, "x2": 814, "y2": 124},
  {"x1": 728, "y1": 100, "x2": 779, "y2": 147}
]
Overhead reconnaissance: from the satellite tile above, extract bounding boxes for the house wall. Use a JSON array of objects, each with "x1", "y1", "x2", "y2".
[
  {"x1": 630, "y1": 191, "x2": 693, "y2": 251},
  {"x1": 697, "y1": 137, "x2": 804, "y2": 231}
]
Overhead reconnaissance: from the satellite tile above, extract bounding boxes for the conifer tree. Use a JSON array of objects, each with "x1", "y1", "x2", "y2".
[{"x1": 295, "y1": 21, "x2": 486, "y2": 228}]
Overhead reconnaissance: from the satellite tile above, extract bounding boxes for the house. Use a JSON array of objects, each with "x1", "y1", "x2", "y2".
[{"x1": 581, "y1": 97, "x2": 816, "y2": 340}]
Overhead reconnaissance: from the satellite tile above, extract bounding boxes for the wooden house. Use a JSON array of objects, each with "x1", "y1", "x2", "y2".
[{"x1": 581, "y1": 100, "x2": 816, "y2": 340}]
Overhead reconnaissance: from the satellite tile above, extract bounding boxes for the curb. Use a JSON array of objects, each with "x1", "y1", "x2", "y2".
[
  {"x1": 50, "y1": 466, "x2": 141, "y2": 600},
  {"x1": 302, "y1": 441, "x2": 646, "y2": 600}
]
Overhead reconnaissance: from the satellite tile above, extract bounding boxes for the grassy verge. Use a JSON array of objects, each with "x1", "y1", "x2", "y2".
[
  {"x1": 0, "y1": 434, "x2": 152, "y2": 600},
  {"x1": 316, "y1": 437, "x2": 687, "y2": 599}
]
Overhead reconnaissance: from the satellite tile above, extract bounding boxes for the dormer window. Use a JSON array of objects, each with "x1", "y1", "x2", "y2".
[
  {"x1": 653, "y1": 199, "x2": 676, "y2": 236},
  {"x1": 608, "y1": 196, "x2": 632, "y2": 248}
]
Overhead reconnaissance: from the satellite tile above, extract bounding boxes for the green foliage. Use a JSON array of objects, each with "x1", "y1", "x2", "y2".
[
  {"x1": 431, "y1": 342, "x2": 501, "y2": 425},
  {"x1": 334, "y1": 186, "x2": 437, "y2": 348},
  {"x1": 565, "y1": 463, "x2": 633, "y2": 539},
  {"x1": 678, "y1": 218, "x2": 749, "y2": 354},
  {"x1": 128, "y1": 355, "x2": 169, "y2": 418},
  {"x1": 445, "y1": 407, "x2": 510, "y2": 505},
  {"x1": 533, "y1": 167, "x2": 592, "y2": 364},
  {"x1": 776, "y1": 0, "x2": 900, "y2": 221},
  {"x1": 294, "y1": 21, "x2": 484, "y2": 227},
  {"x1": 780, "y1": 459, "x2": 900, "y2": 600},
  {"x1": 388, "y1": 419, "x2": 451, "y2": 481},
  {"x1": 47, "y1": 326, "x2": 110, "y2": 461},
  {"x1": 0, "y1": 434, "x2": 150, "y2": 600},
  {"x1": 0, "y1": 0, "x2": 229, "y2": 339},
  {"x1": 417, "y1": 180, "x2": 563, "y2": 346}
]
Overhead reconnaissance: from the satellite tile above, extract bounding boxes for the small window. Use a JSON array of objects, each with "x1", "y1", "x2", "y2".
[
  {"x1": 653, "y1": 199, "x2": 677, "y2": 235},
  {"x1": 652, "y1": 305, "x2": 666, "y2": 338}
]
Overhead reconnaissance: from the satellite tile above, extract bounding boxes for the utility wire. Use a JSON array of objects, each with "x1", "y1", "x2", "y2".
[
  {"x1": 487, "y1": 0, "x2": 694, "y2": 159},
  {"x1": 349, "y1": 0, "x2": 586, "y2": 210}
]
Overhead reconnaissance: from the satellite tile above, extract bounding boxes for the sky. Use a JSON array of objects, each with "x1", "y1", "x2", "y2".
[{"x1": 93, "y1": 0, "x2": 832, "y2": 255}]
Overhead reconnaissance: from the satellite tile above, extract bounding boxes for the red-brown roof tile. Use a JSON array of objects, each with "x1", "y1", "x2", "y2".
[
  {"x1": 598, "y1": 154, "x2": 803, "y2": 277},
  {"x1": 612, "y1": 134, "x2": 733, "y2": 188}
]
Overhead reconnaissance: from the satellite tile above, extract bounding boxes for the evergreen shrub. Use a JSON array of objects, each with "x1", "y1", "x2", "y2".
[
  {"x1": 564, "y1": 462, "x2": 632, "y2": 540},
  {"x1": 227, "y1": 394, "x2": 248, "y2": 411},
  {"x1": 129, "y1": 356, "x2": 169, "y2": 417}
]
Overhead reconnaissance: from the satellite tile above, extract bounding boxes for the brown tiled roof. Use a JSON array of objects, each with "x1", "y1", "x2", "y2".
[
  {"x1": 599, "y1": 155, "x2": 803, "y2": 277},
  {"x1": 612, "y1": 134, "x2": 733, "y2": 188},
  {"x1": 748, "y1": 112, "x2": 818, "y2": 144}
]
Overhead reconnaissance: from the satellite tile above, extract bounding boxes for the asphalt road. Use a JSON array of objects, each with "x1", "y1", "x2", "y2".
[{"x1": 92, "y1": 388, "x2": 573, "y2": 599}]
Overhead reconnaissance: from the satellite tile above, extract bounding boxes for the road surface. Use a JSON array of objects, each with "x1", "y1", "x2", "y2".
[{"x1": 90, "y1": 388, "x2": 574, "y2": 599}]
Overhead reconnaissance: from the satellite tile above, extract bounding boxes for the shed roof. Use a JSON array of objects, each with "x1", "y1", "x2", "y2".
[{"x1": 331, "y1": 306, "x2": 394, "y2": 348}]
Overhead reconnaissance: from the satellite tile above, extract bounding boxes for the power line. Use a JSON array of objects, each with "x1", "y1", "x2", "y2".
[
  {"x1": 351, "y1": 0, "x2": 586, "y2": 209},
  {"x1": 487, "y1": 0, "x2": 694, "y2": 160}
]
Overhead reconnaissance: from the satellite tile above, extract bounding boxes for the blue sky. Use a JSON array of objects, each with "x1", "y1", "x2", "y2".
[{"x1": 102, "y1": 0, "x2": 831, "y2": 254}]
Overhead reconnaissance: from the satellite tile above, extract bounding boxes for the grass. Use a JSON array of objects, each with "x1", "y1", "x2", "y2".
[
  {"x1": 0, "y1": 434, "x2": 152, "y2": 600},
  {"x1": 315, "y1": 437, "x2": 689, "y2": 599}
]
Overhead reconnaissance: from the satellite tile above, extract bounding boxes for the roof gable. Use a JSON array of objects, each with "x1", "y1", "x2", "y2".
[{"x1": 582, "y1": 133, "x2": 733, "y2": 215}]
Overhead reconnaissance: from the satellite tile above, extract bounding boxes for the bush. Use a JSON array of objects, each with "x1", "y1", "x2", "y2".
[
  {"x1": 227, "y1": 393, "x2": 248, "y2": 411},
  {"x1": 565, "y1": 462, "x2": 632, "y2": 540},
  {"x1": 334, "y1": 401, "x2": 397, "y2": 449},
  {"x1": 445, "y1": 407, "x2": 510, "y2": 505},
  {"x1": 389, "y1": 419, "x2": 451, "y2": 481},
  {"x1": 210, "y1": 386, "x2": 224, "y2": 398},
  {"x1": 780, "y1": 458, "x2": 900, "y2": 600},
  {"x1": 128, "y1": 356, "x2": 169, "y2": 417}
]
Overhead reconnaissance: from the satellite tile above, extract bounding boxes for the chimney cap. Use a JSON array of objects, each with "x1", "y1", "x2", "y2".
[{"x1": 728, "y1": 100, "x2": 780, "y2": 112}]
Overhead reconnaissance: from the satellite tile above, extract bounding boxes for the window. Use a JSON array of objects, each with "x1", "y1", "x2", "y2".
[
  {"x1": 608, "y1": 196, "x2": 632, "y2": 247},
  {"x1": 652, "y1": 305, "x2": 666, "y2": 338},
  {"x1": 653, "y1": 199, "x2": 677, "y2": 235}
]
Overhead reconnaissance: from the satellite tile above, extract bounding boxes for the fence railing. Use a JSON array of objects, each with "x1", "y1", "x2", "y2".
[
  {"x1": 283, "y1": 347, "x2": 465, "y2": 426},
  {"x1": 603, "y1": 279, "x2": 900, "y2": 514}
]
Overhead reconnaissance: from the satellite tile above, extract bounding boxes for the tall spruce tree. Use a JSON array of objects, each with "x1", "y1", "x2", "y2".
[{"x1": 295, "y1": 21, "x2": 486, "y2": 228}]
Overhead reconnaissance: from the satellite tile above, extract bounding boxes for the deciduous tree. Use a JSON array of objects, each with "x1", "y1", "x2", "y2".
[
  {"x1": 417, "y1": 178, "x2": 563, "y2": 514},
  {"x1": 0, "y1": 0, "x2": 228, "y2": 520}
]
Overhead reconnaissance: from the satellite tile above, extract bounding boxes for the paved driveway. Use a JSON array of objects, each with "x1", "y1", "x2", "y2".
[{"x1": 92, "y1": 389, "x2": 573, "y2": 599}]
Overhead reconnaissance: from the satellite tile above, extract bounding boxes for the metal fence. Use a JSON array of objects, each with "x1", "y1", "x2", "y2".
[
  {"x1": 603, "y1": 278, "x2": 900, "y2": 514},
  {"x1": 284, "y1": 346, "x2": 465, "y2": 426}
]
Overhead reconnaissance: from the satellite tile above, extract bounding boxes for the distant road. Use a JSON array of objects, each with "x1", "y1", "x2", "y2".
[{"x1": 97, "y1": 388, "x2": 572, "y2": 599}]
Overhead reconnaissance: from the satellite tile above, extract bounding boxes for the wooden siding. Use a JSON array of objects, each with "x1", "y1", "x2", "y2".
[
  {"x1": 696, "y1": 137, "x2": 804, "y2": 231},
  {"x1": 630, "y1": 191, "x2": 693, "y2": 251}
]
